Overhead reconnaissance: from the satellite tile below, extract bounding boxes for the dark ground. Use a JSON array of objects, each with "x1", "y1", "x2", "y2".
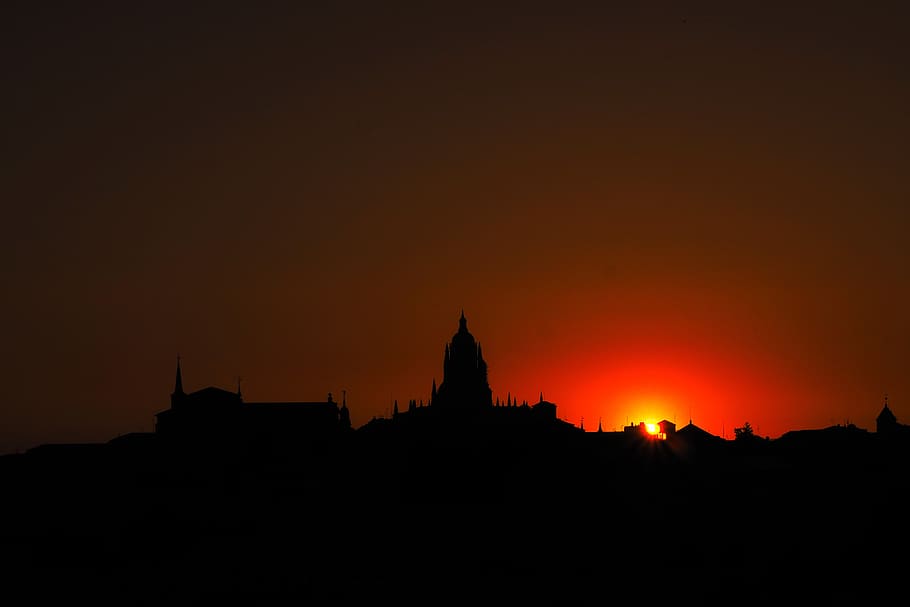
[{"x1": 1, "y1": 428, "x2": 908, "y2": 606}]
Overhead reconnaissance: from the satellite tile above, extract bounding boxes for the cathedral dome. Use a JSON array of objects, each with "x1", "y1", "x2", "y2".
[
  {"x1": 449, "y1": 310, "x2": 477, "y2": 354},
  {"x1": 434, "y1": 310, "x2": 492, "y2": 410}
]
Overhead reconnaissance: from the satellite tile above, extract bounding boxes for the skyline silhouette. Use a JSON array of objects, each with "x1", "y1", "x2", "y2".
[
  {"x1": 8, "y1": 309, "x2": 907, "y2": 452},
  {"x1": 2, "y1": 309, "x2": 909, "y2": 604},
  {"x1": 4, "y1": 2, "x2": 910, "y2": 454},
  {"x1": 4, "y1": 3, "x2": 910, "y2": 602},
  {"x1": 3, "y1": 308, "x2": 904, "y2": 456}
]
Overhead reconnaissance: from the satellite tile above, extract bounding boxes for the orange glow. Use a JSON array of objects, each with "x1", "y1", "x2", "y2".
[
  {"x1": 486, "y1": 319, "x2": 826, "y2": 441},
  {"x1": 645, "y1": 422, "x2": 659, "y2": 435}
]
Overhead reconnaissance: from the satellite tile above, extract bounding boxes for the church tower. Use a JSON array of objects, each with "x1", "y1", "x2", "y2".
[
  {"x1": 877, "y1": 394, "x2": 898, "y2": 434},
  {"x1": 433, "y1": 310, "x2": 493, "y2": 411}
]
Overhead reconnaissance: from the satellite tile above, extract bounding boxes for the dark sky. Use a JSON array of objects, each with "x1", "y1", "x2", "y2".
[{"x1": 3, "y1": 1, "x2": 909, "y2": 452}]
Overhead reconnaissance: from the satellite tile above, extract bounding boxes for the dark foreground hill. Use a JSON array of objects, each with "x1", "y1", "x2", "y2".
[{"x1": 1, "y1": 425, "x2": 908, "y2": 606}]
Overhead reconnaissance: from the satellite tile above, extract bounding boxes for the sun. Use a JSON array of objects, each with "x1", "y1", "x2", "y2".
[{"x1": 619, "y1": 392, "x2": 674, "y2": 438}]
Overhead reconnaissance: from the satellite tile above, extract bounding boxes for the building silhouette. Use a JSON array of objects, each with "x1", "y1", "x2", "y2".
[
  {"x1": 430, "y1": 310, "x2": 493, "y2": 411},
  {"x1": 155, "y1": 357, "x2": 352, "y2": 452},
  {"x1": 361, "y1": 311, "x2": 576, "y2": 439},
  {"x1": 876, "y1": 394, "x2": 910, "y2": 436},
  {"x1": 3, "y1": 312, "x2": 910, "y2": 606}
]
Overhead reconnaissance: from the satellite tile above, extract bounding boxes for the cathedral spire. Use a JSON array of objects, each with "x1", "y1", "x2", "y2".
[
  {"x1": 459, "y1": 309, "x2": 467, "y2": 332},
  {"x1": 170, "y1": 355, "x2": 185, "y2": 408},
  {"x1": 173, "y1": 356, "x2": 184, "y2": 396},
  {"x1": 339, "y1": 389, "x2": 351, "y2": 429}
]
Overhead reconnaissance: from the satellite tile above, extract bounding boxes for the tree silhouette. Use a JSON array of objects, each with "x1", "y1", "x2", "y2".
[{"x1": 734, "y1": 421, "x2": 755, "y2": 441}]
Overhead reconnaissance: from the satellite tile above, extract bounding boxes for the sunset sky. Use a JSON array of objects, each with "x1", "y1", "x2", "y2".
[{"x1": 3, "y1": 2, "x2": 909, "y2": 453}]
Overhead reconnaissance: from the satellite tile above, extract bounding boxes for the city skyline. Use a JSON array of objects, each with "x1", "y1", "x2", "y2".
[
  {"x1": 8, "y1": 308, "x2": 903, "y2": 456},
  {"x1": 3, "y1": 303, "x2": 907, "y2": 605},
  {"x1": 3, "y1": 2, "x2": 909, "y2": 454},
  {"x1": 4, "y1": 4, "x2": 909, "y2": 603}
]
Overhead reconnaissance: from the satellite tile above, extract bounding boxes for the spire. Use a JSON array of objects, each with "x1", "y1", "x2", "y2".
[
  {"x1": 236, "y1": 376, "x2": 242, "y2": 399},
  {"x1": 458, "y1": 309, "x2": 467, "y2": 332},
  {"x1": 170, "y1": 355, "x2": 185, "y2": 408},
  {"x1": 539, "y1": 391, "x2": 544, "y2": 403},
  {"x1": 339, "y1": 389, "x2": 351, "y2": 429},
  {"x1": 597, "y1": 417, "x2": 603, "y2": 433},
  {"x1": 173, "y1": 355, "x2": 184, "y2": 396}
]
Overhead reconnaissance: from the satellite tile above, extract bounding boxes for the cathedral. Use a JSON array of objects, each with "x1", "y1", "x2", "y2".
[{"x1": 430, "y1": 310, "x2": 493, "y2": 411}]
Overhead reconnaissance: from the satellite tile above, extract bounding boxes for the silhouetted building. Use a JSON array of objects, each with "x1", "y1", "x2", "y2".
[
  {"x1": 623, "y1": 421, "x2": 650, "y2": 436},
  {"x1": 366, "y1": 312, "x2": 580, "y2": 441},
  {"x1": 155, "y1": 358, "x2": 352, "y2": 449},
  {"x1": 620, "y1": 419, "x2": 675, "y2": 439},
  {"x1": 672, "y1": 419, "x2": 727, "y2": 459},
  {"x1": 876, "y1": 395, "x2": 910, "y2": 436},
  {"x1": 776, "y1": 423, "x2": 871, "y2": 451},
  {"x1": 532, "y1": 393, "x2": 557, "y2": 420},
  {"x1": 430, "y1": 310, "x2": 493, "y2": 412},
  {"x1": 675, "y1": 420, "x2": 722, "y2": 444}
]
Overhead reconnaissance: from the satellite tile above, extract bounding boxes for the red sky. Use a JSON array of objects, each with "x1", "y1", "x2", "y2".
[{"x1": 3, "y1": 2, "x2": 909, "y2": 452}]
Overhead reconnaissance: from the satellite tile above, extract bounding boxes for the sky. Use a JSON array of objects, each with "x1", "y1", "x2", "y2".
[{"x1": 3, "y1": 1, "x2": 909, "y2": 453}]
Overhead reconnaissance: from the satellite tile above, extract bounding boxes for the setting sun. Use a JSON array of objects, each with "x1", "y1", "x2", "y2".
[{"x1": 645, "y1": 422, "x2": 659, "y2": 435}]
